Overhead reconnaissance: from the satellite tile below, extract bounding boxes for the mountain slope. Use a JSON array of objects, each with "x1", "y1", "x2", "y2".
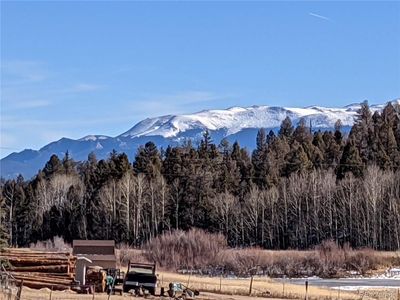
[
  {"x1": 120, "y1": 105, "x2": 360, "y2": 138},
  {"x1": 1, "y1": 100, "x2": 398, "y2": 179}
]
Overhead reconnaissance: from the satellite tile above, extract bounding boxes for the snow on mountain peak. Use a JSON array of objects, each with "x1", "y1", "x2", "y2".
[
  {"x1": 2, "y1": 99, "x2": 398, "y2": 179},
  {"x1": 119, "y1": 102, "x2": 381, "y2": 139}
]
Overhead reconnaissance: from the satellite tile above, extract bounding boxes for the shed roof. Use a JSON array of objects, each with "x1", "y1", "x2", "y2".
[{"x1": 73, "y1": 240, "x2": 115, "y2": 247}]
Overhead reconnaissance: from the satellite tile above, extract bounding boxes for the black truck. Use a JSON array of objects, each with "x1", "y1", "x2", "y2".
[{"x1": 122, "y1": 262, "x2": 157, "y2": 295}]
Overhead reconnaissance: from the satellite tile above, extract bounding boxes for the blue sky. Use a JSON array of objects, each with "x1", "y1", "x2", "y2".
[{"x1": 1, "y1": 1, "x2": 400, "y2": 158}]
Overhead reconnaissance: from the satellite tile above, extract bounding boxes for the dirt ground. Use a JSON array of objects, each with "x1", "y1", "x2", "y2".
[
  {"x1": 1, "y1": 287, "x2": 395, "y2": 300},
  {"x1": 1, "y1": 271, "x2": 395, "y2": 300},
  {"x1": 1, "y1": 288, "x2": 289, "y2": 300},
  {"x1": 2, "y1": 286, "x2": 396, "y2": 300}
]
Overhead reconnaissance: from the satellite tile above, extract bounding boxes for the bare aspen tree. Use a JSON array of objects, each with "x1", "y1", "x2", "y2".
[
  {"x1": 99, "y1": 179, "x2": 119, "y2": 239},
  {"x1": 3, "y1": 182, "x2": 15, "y2": 246},
  {"x1": 133, "y1": 173, "x2": 145, "y2": 244},
  {"x1": 119, "y1": 172, "x2": 135, "y2": 240},
  {"x1": 171, "y1": 179, "x2": 182, "y2": 230},
  {"x1": 363, "y1": 165, "x2": 382, "y2": 249},
  {"x1": 158, "y1": 176, "x2": 168, "y2": 231},
  {"x1": 244, "y1": 185, "x2": 262, "y2": 245},
  {"x1": 49, "y1": 174, "x2": 79, "y2": 208},
  {"x1": 264, "y1": 187, "x2": 279, "y2": 247},
  {"x1": 211, "y1": 192, "x2": 237, "y2": 235}
]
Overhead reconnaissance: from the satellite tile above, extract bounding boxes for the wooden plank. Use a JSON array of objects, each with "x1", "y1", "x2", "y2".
[
  {"x1": 9, "y1": 272, "x2": 74, "y2": 280},
  {"x1": 10, "y1": 271, "x2": 74, "y2": 278},
  {"x1": 2, "y1": 258, "x2": 72, "y2": 267},
  {"x1": 11, "y1": 264, "x2": 69, "y2": 273},
  {"x1": 11, "y1": 274, "x2": 72, "y2": 285},
  {"x1": 20, "y1": 279, "x2": 70, "y2": 291},
  {"x1": 2, "y1": 248, "x2": 71, "y2": 256}
]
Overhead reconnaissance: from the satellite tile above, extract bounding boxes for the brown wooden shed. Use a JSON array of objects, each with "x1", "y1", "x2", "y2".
[
  {"x1": 73, "y1": 240, "x2": 115, "y2": 255},
  {"x1": 73, "y1": 240, "x2": 117, "y2": 270}
]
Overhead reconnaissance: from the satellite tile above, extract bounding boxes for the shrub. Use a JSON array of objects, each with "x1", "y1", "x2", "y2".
[
  {"x1": 144, "y1": 229, "x2": 227, "y2": 270},
  {"x1": 117, "y1": 243, "x2": 150, "y2": 267},
  {"x1": 315, "y1": 240, "x2": 346, "y2": 277},
  {"x1": 344, "y1": 248, "x2": 379, "y2": 275},
  {"x1": 143, "y1": 235, "x2": 389, "y2": 278},
  {"x1": 29, "y1": 236, "x2": 71, "y2": 252}
]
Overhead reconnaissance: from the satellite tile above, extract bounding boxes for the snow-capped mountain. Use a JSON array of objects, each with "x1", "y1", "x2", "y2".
[
  {"x1": 120, "y1": 105, "x2": 361, "y2": 139},
  {"x1": 1, "y1": 100, "x2": 398, "y2": 179}
]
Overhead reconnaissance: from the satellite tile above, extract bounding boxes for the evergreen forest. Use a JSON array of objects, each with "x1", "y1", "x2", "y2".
[{"x1": 1, "y1": 102, "x2": 400, "y2": 250}]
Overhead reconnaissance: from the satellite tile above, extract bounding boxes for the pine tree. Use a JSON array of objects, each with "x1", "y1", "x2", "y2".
[
  {"x1": 199, "y1": 130, "x2": 213, "y2": 159},
  {"x1": 62, "y1": 151, "x2": 76, "y2": 175},
  {"x1": 217, "y1": 140, "x2": 241, "y2": 194},
  {"x1": 293, "y1": 118, "x2": 312, "y2": 144},
  {"x1": 283, "y1": 141, "x2": 312, "y2": 176},
  {"x1": 231, "y1": 141, "x2": 253, "y2": 196},
  {"x1": 337, "y1": 140, "x2": 364, "y2": 179},
  {"x1": 265, "y1": 136, "x2": 290, "y2": 184},
  {"x1": 279, "y1": 117, "x2": 294, "y2": 138},
  {"x1": 43, "y1": 155, "x2": 63, "y2": 177},
  {"x1": 322, "y1": 131, "x2": 341, "y2": 168},
  {"x1": 380, "y1": 103, "x2": 400, "y2": 169},
  {"x1": 252, "y1": 129, "x2": 268, "y2": 188},
  {"x1": 134, "y1": 142, "x2": 162, "y2": 178},
  {"x1": 349, "y1": 101, "x2": 374, "y2": 164},
  {"x1": 309, "y1": 134, "x2": 325, "y2": 169},
  {"x1": 334, "y1": 119, "x2": 343, "y2": 143}
]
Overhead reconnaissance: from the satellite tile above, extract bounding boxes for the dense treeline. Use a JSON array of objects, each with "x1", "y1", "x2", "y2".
[{"x1": 1, "y1": 102, "x2": 400, "y2": 250}]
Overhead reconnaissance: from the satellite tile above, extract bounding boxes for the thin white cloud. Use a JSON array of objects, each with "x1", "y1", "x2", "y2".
[
  {"x1": 70, "y1": 83, "x2": 102, "y2": 92},
  {"x1": 1, "y1": 60, "x2": 48, "y2": 86},
  {"x1": 309, "y1": 12, "x2": 331, "y2": 22},
  {"x1": 1, "y1": 115, "x2": 134, "y2": 128},
  {"x1": 130, "y1": 90, "x2": 235, "y2": 116},
  {"x1": 13, "y1": 100, "x2": 52, "y2": 109}
]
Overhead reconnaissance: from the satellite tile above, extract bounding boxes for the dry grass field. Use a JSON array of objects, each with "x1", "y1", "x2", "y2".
[
  {"x1": 1, "y1": 271, "x2": 388, "y2": 300},
  {"x1": 157, "y1": 271, "x2": 362, "y2": 300},
  {"x1": 2, "y1": 245, "x2": 398, "y2": 300}
]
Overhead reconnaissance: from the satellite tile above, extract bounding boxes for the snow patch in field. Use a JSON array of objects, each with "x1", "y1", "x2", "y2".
[{"x1": 332, "y1": 286, "x2": 400, "y2": 291}]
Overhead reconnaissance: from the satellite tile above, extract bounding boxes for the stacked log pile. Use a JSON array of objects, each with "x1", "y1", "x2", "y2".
[{"x1": 0, "y1": 248, "x2": 76, "y2": 290}]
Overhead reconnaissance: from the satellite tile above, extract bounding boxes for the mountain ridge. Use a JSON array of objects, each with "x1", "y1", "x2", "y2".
[{"x1": 1, "y1": 99, "x2": 399, "y2": 179}]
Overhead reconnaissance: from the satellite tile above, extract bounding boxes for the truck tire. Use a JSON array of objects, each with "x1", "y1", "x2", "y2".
[{"x1": 148, "y1": 287, "x2": 155, "y2": 296}]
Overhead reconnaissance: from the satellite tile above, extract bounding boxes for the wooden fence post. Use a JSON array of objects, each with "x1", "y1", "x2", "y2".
[
  {"x1": 304, "y1": 280, "x2": 308, "y2": 300},
  {"x1": 249, "y1": 275, "x2": 253, "y2": 296},
  {"x1": 187, "y1": 270, "x2": 192, "y2": 287},
  {"x1": 282, "y1": 276, "x2": 286, "y2": 296}
]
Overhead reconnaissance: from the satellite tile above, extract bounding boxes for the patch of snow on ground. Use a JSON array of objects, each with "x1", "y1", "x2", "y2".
[{"x1": 332, "y1": 286, "x2": 400, "y2": 291}]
